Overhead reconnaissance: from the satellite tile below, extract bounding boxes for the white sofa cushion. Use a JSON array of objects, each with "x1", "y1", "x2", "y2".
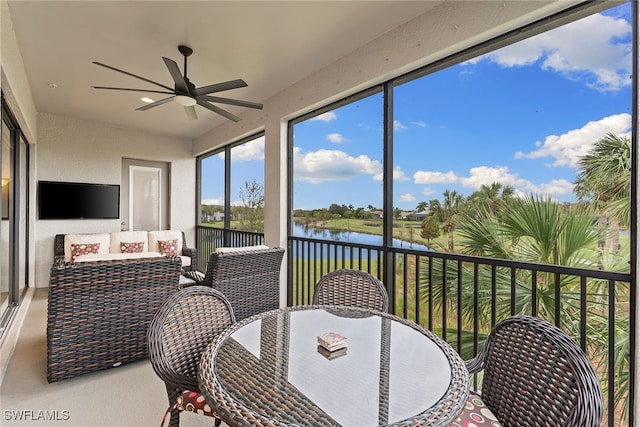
[
  {"x1": 75, "y1": 252, "x2": 163, "y2": 262},
  {"x1": 148, "y1": 230, "x2": 183, "y2": 255},
  {"x1": 64, "y1": 233, "x2": 111, "y2": 262},
  {"x1": 109, "y1": 231, "x2": 149, "y2": 253},
  {"x1": 215, "y1": 245, "x2": 270, "y2": 254}
]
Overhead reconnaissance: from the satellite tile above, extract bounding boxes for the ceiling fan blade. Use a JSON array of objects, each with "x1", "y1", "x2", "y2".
[
  {"x1": 162, "y1": 57, "x2": 190, "y2": 94},
  {"x1": 194, "y1": 79, "x2": 248, "y2": 96},
  {"x1": 136, "y1": 96, "x2": 175, "y2": 111},
  {"x1": 184, "y1": 105, "x2": 198, "y2": 120},
  {"x1": 197, "y1": 100, "x2": 241, "y2": 122},
  {"x1": 198, "y1": 95, "x2": 263, "y2": 110},
  {"x1": 92, "y1": 86, "x2": 174, "y2": 95},
  {"x1": 93, "y1": 62, "x2": 175, "y2": 92}
]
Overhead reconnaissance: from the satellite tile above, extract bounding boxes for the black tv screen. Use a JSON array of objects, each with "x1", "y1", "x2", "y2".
[{"x1": 38, "y1": 181, "x2": 120, "y2": 219}]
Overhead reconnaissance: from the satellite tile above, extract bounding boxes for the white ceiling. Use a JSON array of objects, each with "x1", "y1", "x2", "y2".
[{"x1": 7, "y1": 1, "x2": 443, "y2": 140}]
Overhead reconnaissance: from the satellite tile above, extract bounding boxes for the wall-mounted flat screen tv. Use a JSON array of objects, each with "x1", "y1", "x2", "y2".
[{"x1": 38, "y1": 181, "x2": 120, "y2": 220}]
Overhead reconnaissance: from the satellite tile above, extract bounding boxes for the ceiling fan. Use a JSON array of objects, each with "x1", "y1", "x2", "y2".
[{"x1": 91, "y1": 45, "x2": 263, "y2": 122}]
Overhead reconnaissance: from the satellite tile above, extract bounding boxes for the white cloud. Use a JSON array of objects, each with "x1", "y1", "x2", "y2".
[
  {"x1": 413, "y1": 165, "x2": 574, "y2": 197},
  {"x1": 393, "y1": 166, "x2": 410, "y2": 182},
  {"x1": 202, "y1": 198, "x2": 224, "y2": 205},
  {"x1": 411, "y1": 121, "x2": 427, "y2": 128},
  {"x1": 227, "y1": 136, "x2": 265, "y2": 161},
  {"x1": 413, "y1": 170, "x2": 458, "y2": 184},
  {"x1": 310, "y1": 112, "x2": 337, "y2": 122},
  {"x1": 467, "y1": 12, "x2": 631, "y2": 92},
  {"x1": 459, "y1": 166, "x2": 532, "y2": 190},
  {"x1": 373, "y1": 165, "x2": 410, "y2": 182},
  {"x1": 394, "y1": 120, "x2": 408, "y2": 131},
  {"x1": 293, "y1": 147, "x2": 382, "y2": 184},
  {"x1": 399, "y1": 193, "x2": 416, "y2": 202},
  {"x1": 327, "y1": 133, "x2": 347, "y2": 143},
  {"x1": 421, "y1": 187, "x2": 436, "y2": 196},
  {"x1": 515, "y1": 113, "x2": 631, "y2": 167},
  {"x1": 535, "y1": 179, "x2": 575, "y2": 196}
]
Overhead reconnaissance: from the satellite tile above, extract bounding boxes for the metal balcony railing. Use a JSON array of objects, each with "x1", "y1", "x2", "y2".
[
  {"x1": 195, "y1": 226, "x2": 265, "y2": 271},
  {"x1": 196, "y1": 225, "x2": 634, "y2": 427}
]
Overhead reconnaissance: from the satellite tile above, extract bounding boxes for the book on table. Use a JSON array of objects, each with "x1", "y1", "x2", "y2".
[{"x1": 317, "y1": 332, "x2": 347, "y2": 352}]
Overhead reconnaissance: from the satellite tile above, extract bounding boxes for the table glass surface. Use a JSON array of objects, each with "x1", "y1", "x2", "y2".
[{"x1": 213, "y1": 307, "x2": 455, "y2": 426}]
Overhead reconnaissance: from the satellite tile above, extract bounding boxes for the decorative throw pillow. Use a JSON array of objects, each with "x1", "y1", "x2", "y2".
[
  {"x1": 120, "y1": 241, "x2": 145, "y2": 253},
  {"x1": 162, "y1": 390, "x2": 217, "y2": 425},
  {"x1": 70, "y1": 243, "x2": 100, "y2": 262},
  {"x1": 451, "y1": 391, "x2": 503, "y2": 427},
  {"x1": 158, "y1": 239, "x2": 178, "y2": 257},
  {"x1": 176, "y1": 390, "x2": 214, "y2": 416}
]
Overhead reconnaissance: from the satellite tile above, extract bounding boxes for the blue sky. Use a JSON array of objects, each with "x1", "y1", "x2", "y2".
[{"x1": 205, "y1": 2, "x2": 632, "y2": 212}]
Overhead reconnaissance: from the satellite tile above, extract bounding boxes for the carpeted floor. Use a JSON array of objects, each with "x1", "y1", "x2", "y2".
[{"x1": 1, "y1": 288, "x2": 220, "y2": 427}]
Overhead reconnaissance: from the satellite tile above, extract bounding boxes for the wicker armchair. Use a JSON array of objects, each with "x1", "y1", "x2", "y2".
[
  {"x1": 313, "y1": 269, "x2": 389, "y2": 312},
  {"x1": 147, "y1": 286, "x2": 236, "y2": 427},
  {"x1": 194, "y1": 246, "x2": 285, "y2": 321},
  {"x1": 456, "y1": 315, "x2": 603, "y2": 427}
]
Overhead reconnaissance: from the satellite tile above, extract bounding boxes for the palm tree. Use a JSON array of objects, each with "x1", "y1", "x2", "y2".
[
  {"x1": 416, "y1": 201, "x2": 428, "y2": 212},
  {"x1": 420, "y1": 195, "x2": 632, "y2": 420},
  {"x1": 423, "y1": 195, "x2": 604, "y2": 337},
  {"x1": 440, "y1": 195, "x2": 601, "y2": 320},
  {"x1": 466, "y1": 182, "x2": 515, "y2": 216},
  {"x1": 427, "y1": 190, "x2": 465, "y2": 252},
  {"x1": 574, "y1": 133, "x2": 631, "y2": 260}
]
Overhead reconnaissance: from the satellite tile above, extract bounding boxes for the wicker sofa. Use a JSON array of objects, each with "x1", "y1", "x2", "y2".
[
  {"x1": 53, "y1": 230, "x2": 197, "y2": 271},
  {"x1": 46, "y1": 256, "x2": 182, "y2": 382}
]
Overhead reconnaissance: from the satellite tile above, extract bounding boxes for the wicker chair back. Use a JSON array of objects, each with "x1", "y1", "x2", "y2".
[
  {"x1": 147, "y1": 286, "x2": 235, "y2": 427},
  {"x1": 313, "y1": 269, "x2": 389, "y2": 312},
  {"x1": 465, "y1": 315, "x2": 603, "y2": 427},
  {"x1": 200, "y1": 246, "x2": 285, "y2": 321}
]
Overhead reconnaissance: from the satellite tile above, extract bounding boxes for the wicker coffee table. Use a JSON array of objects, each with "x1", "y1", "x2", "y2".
[{"x1": 199, "y1": 305, "x2": 469, "y2": 426}]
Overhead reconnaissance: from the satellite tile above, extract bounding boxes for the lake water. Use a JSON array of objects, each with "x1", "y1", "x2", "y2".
[{"x1": 291, "y1": 222, "x2": 432, "y2": 254}]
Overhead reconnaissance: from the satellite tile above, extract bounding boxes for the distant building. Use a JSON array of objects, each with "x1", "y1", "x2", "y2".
[
  {"x1": 202, "y1": 211, "x2": 224, "y2": 222},
  {"x1": 370, "y1": 210, "x2": 384, "y2": 219},
  {"x1": 404, "y1": 212, "x2": 428, "y2": 221}
]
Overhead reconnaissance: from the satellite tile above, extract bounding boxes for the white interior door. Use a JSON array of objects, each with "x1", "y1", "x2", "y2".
[{"x1": 121, "y1": 158, "x2": 169, "y2": 231}]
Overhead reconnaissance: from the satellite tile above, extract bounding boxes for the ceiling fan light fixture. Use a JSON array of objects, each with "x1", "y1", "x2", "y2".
[{"x1": 175, "y1": 95, "x2": 196, "y2": 107}]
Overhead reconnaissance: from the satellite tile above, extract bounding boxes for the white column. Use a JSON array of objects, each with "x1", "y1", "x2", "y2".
[{"x1": 263, "y1": 115, "x2": 289, "y2": 308}]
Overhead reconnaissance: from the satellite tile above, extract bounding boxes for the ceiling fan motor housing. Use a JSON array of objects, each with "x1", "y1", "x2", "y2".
[{"x1": 178, "y1": 45, "x2": 193, "y2": 57}]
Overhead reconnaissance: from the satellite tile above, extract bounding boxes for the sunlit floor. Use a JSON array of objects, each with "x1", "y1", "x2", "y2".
[{"x1": 1, "y1": 288, "x2": 225, "y2": 427}]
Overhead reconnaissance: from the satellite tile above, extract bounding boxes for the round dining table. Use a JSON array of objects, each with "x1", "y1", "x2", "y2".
[{"x1": 199, "y1": 305, "x2": 469, "y2": 427}]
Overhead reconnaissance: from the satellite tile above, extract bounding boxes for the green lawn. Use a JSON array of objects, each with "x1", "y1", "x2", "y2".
[{"x1": 203, "y1": 216, "x2": 630, "y2": 260}]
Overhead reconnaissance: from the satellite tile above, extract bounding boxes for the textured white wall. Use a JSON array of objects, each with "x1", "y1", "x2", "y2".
[
  {"x1": 1, "y1": 1, "x2": 37, "y2": 143},
  {"x1": 34, "y1": 113, "x2": 195, "y2": 288}
]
